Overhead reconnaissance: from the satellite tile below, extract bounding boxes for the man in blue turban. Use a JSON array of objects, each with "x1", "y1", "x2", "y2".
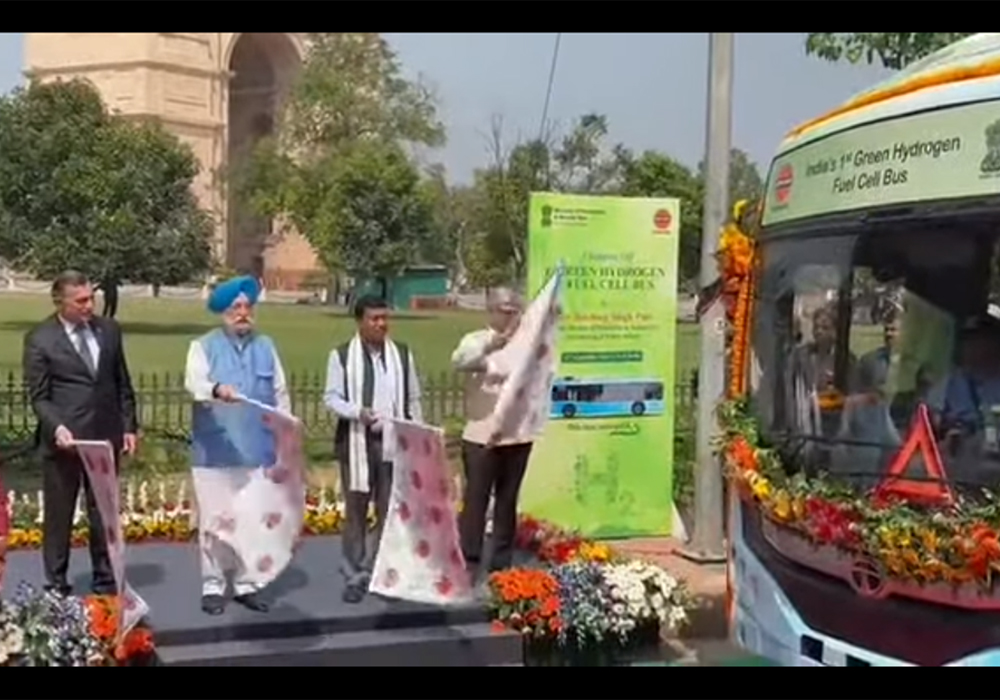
[{"x1": 184, "y1": 275, "x2": 292, "y2": 616}]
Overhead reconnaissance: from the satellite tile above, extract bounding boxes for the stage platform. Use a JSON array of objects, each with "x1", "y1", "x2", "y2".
[{"x1": 3, "y1": 536, "x2": 524, "y2": 666}]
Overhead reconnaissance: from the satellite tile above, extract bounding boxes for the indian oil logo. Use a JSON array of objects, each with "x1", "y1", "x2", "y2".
[
  {"x1": 652, "y1": 209, "x2": 673, "y2": 233},
  {"x1": 774, "y1": 164, "x2": 794, "y2": 206}
]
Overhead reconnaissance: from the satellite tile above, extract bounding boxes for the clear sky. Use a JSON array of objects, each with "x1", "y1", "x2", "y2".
[{"x1": 0, "y1": 32, "x2": 894, "y2": 184}]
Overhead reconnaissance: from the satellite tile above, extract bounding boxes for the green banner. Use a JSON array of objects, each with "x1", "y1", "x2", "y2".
[
  {"x1": 521, "y1": 193, "x2": 680, "y2": 538},
  {"x1": 763, "y1": 100, "x2": 1000, "y2": 227}
]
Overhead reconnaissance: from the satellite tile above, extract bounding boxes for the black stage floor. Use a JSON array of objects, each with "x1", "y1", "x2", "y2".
[{"x1": 3, "y1": 536, "x2": 524, "y2": 666}]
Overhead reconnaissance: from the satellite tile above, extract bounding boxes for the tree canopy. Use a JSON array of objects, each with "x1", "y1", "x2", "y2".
[
  {"x1": 236, "y1": 33, "x2": 443, "y2": 289},
  {"x1": 0, "y1": 79, "x2": 213, "y2": 315},
  {"x1": 805, "y1": 33, "x2": 973, "y2": 70},
  {"x1": 453, "y1": 112, "x2": 763, "y2": 290}
]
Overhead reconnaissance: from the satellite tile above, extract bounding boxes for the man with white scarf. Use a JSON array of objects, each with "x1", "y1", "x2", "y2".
[
  {"x1": 185, "y1": 275, "x2": 291, "y2": 616},
  {"x1": 324, "y1": 295, "x2": 423, "y2": 604}
]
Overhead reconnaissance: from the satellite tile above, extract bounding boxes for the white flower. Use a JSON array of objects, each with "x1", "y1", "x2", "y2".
[{"x1": 0, "y1": 623, "x2": 24, "y2": 663}]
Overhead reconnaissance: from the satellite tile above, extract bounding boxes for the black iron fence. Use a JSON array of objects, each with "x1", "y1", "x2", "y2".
[{"x1": 0, "y1": 369, "x2": 699, "y2": 456}]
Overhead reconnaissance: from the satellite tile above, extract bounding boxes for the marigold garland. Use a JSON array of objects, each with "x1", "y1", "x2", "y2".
[
  {"x1": 718, "y1": 397, "x2": 1000, "y2": 587},
  {"x1": 716, "y1": 199, "x2": 756, "y2": 398}
]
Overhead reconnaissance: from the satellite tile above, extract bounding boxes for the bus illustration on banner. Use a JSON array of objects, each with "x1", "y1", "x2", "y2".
[{"x1": 549, "y1": 377, "x2": 665, "y2": 419}]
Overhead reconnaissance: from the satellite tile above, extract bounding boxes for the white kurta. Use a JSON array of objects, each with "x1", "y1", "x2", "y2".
[{"x1": 184, "y1": 337, "x2": 293, "y2": 596}]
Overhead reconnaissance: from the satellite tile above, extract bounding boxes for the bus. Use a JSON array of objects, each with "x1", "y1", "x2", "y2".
[
  {"x1": 731, "y1": 33, "x2": 1000, "y2": 667},
  {"x1": 550, "y1": 378, "x2": 665, "y2": 419}
]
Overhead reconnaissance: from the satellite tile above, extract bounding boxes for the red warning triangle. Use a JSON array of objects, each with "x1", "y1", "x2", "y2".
[{"x1": 874, "y1": 403, "x2": 954, "y2": 507}]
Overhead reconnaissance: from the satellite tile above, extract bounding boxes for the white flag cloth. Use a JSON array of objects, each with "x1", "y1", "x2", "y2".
[
  {"x1": 369, "y1": 419, "x2": 473, "y2": 606},
  {"x1": 486, "y1": 266, "x2": 564, "y2": 444},
  {"x1": 192, "y1": 397, "x2": 307, "y2": 589},
  {"x1": 71, "y1": 440, "x2": 149, "y2": 639}
]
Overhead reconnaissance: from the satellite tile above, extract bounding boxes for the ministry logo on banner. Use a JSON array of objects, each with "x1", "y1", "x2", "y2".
[
  {"x1": 72, "y1": 440, "x2": 149, "y2": 639},
  {"x1": 486, "y1": 265, "x2": 564, "y2": 445},
  {"x1": 369, "y1": 419, "x2": 473, "y2": 606}
]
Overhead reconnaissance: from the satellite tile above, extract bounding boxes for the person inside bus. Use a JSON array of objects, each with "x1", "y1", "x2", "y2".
[
  {"x1": 832, "y1": 308, "x2": 905, "y2": 485},
  {"x1": 785, "y1": 305, "x2": 857, "y2": 441},
  {"x1": 926, "y1": 317, "x2": 1000, "y2": 480}
]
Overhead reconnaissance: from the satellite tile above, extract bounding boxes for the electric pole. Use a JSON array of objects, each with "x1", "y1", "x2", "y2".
[{"x1": 682, "y1": 32, "x2": 733, "y2": 564}]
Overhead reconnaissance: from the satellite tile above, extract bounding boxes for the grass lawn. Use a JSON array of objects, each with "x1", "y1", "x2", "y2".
[{"x1": 0, "y1": 294, "x2": 705, "y2": 380}]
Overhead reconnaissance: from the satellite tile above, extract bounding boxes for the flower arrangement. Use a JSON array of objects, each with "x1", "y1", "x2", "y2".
[
  {"x1": 488, "y1": 568, "x2": 562, "y2": 638},
  {"x1": 0, "y1": 582, "x2": 152, "y2": 666},
  {"x1": 85, "y1": 595, "x2": 156, "y2": 666},
  {"x1": 719, "y1": 392, "x2": 1000, "y2": 588},
  {"x1": 515, "y1": 515, "x2": 614, "y2": 565},
  {"x1": 491, "y1": 515, "x2": 692, "y2": 664},
  {"x1": 5, "y1": 481, "x2": 350, "y2": 550}
]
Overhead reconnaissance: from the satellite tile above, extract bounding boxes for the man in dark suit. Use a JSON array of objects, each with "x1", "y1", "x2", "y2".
[{"x1": 22, "y1": 270, "x2": 139, "y2": 596}]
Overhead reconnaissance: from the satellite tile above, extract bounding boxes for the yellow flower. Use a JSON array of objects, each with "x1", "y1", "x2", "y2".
[
  {"x1": 770, "y1": 490, "x2": 792, "y2": 522},
  {"x1": 747, "y1": 472, "x2": 771, "y2": 501},
  {"x1": 919, "y1": 529, "x2": 940, "y2": 554},
  {"x1": 791, "y1": 497, "x2": 805, "y2": 521},
  {"x1": 578, "y1": 542, "x2": 612, "y2": 563},
  {"x1": 877, "y1": 526, "x2": 910, "y2": 549}
]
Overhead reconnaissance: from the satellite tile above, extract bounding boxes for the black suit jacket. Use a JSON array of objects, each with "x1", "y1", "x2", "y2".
[{"x1": 22, "y1": 314, "x2": 138, "y2": 455}]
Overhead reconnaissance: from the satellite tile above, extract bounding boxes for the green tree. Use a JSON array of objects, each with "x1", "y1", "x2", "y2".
[
  {"x1": 805, "y1": 33, "x2": 972, "y2": 70},
  {"x1": 470, "y1": 113, "x2": 623, "y2": 285},
  {"x1": 236, "y1": 33, "x2": 445, "y2": 297},
  {"x1": 617, "y1": 150, "x2": 704, "y2": 287},
  {"x1": 616, "y1": 147, "x2": 763, "y2": 289},
  {"x1": 326, "y1": 141, "x2": 434, "y2": 298},
  {"x1": 0, "y1": 79, "x2": 213, "y2": 317}
]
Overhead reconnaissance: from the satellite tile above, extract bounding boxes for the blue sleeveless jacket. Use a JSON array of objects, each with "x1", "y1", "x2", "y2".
[{"x1": 191, "y1": 329, "x2": 278, "y2": 468}]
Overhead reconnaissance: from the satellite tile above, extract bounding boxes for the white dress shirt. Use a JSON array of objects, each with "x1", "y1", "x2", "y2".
[
  {"x1": 323, "y1": 343, "x2": 424, "y2": 462},
  {"x1": 60, "y1": 316, "x2": 100, "y2": 370}
]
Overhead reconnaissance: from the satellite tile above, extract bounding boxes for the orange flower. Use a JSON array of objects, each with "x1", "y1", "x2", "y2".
[
  {"x1": 727, "y1": 436, "x2": 758, "y2": 473},
  {"x1": 85, "y1": 596, "x2": 118, "y2": 641},
  {"x1": 115, "y1": 628, "x2": 154, "y2": 662}
]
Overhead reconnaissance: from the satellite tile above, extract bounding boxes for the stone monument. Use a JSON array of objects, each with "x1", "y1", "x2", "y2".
[{"x1": 24, "y1": 33, "x2": 320, "y2": 290}]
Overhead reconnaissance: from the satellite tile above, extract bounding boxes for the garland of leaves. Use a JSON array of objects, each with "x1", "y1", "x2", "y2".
[{"x1": 714, "y1": 203, "x2": 1000, "y2": 588}]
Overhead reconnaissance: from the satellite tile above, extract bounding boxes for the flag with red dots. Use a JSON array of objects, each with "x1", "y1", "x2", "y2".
[
  {"x1": 74, "y1": 440, "x2": 150, "y2": 640},
  {"x1": 369, "y1": 419, "x2": 473, "y2": 605},
  {"x1": 485, "y1": 265, "x2": 564, "y2": 445},
  {"x1": 202, "y1": 400, "x2": 308, "y2": 590}
]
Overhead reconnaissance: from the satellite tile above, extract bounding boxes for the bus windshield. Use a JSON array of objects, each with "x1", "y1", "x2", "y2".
[{"x1": 751, "y1": 214, "x2": 1000, "y2": 495}]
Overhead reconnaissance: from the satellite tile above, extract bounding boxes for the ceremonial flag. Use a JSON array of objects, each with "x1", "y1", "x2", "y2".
[
  {"x1": 486, "y1": 265, "x2": 564, "y2": 445},
  {"x1": 72, "y1": 440, "x2": 149, "y2": 639},
  {"x1": 370, "y1": 419, "x2": 473, "y2": 605},
  {"x1": 195, "y1": 397, "x2": 307, "y2": 589}
]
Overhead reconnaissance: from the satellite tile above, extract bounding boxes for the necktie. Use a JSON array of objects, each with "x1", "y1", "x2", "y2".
[{"x1": 74, "y1": 324, "x2": 97, "y2": 375}]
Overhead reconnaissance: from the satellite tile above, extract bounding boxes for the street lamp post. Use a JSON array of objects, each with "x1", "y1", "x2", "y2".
[{"x1": 682, "y1": 32, "x2": 734, "y2": 564}]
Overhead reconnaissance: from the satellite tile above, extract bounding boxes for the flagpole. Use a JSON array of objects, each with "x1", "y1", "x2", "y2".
[{"x1": 680, "y1": 32, "x2": 733, "y2": 564}]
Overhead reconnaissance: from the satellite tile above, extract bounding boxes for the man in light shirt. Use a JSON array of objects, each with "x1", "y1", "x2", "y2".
[
  {"x1": 452, "y1": 287, "x2": 530, "y2": 586},
  {"x1": 323, "y1": 295, "x2": 423, "y2": 604},
  {"x1": 184, "y1": 275, "x2": 291, "y2": 616}
]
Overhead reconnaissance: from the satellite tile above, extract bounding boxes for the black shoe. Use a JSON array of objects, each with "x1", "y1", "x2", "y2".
[
  {"x1": 234, "y1": 592, "x2": 269, "y2": 613},
  {"x1": 201, "y1": 594, "x2": 226, "y2": 616},
  {"x1": 342, "y1": 583, "x2": 366, "y2": 604},
  {"x1": 92, "y1": 582, "x2": 117, "y2": 596}
]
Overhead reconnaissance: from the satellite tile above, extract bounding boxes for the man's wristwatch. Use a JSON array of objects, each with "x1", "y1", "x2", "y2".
[{"x1": 211, "y1": 383, "x2": 221, "y2": 399}]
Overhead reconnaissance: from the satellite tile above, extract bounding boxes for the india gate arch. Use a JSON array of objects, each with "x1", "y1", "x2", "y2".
[
  {"x1": 23, "y1": 32, "x2": 322, "y2": 290},
  {"x1": 225, "y1": 32, "x2": 301, "y2": 280}
]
